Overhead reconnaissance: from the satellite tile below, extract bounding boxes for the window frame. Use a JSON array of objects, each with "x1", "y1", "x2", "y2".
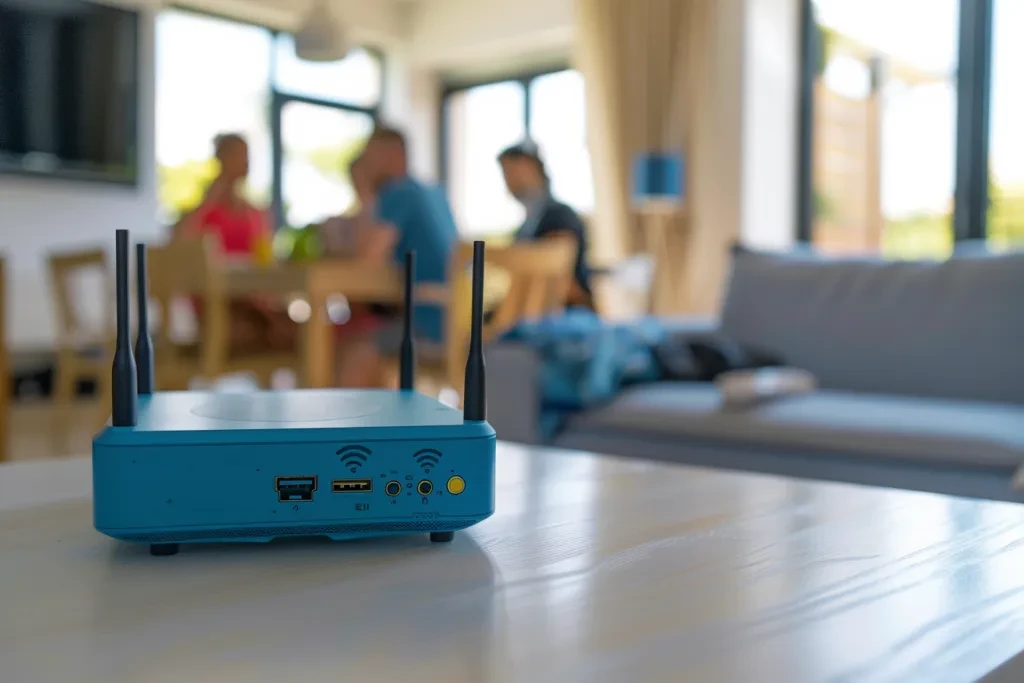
[
  {"x1": 796, "y1": 0, "x2": 996, "y2": 249},
  {"x1": 159, "y1": 5, "x2": 386, "y2": 228}
]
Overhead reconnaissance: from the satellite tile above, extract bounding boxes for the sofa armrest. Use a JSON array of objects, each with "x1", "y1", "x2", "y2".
[{"x1": 485, "y1": 342, "x2": 542, "y2": 445}]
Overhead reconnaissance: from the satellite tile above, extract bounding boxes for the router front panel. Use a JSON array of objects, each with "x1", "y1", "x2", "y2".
[{"x1": 93, "y1": 432, "x2": 496, "y2": 543}]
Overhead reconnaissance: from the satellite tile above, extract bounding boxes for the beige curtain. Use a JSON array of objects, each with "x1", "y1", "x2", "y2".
[{"x1": 576, "y1": 0, "x2": 743, "y2": 315}]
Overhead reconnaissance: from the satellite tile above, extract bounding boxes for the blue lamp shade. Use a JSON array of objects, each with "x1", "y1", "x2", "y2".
[{"x1": 632, "y1": 152, "x2": 685, "y2": 210}]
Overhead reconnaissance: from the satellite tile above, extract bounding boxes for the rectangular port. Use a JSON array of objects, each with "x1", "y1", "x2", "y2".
[
  {"x1": 332, "y1": 479, "x2": 373, "y2": 493},
  {"x1": 275, "y1": 476, "x2": 317, "y2": 502}
]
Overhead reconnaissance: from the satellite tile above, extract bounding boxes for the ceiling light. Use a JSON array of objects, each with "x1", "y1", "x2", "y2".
[{"x1": 293, "y1": 0, "x2": 350, "y2": 62}]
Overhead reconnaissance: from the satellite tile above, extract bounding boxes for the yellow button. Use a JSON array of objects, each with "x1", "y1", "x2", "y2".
[{"x1": 446, "y1": 476, "x2": 466, "y2": 495}]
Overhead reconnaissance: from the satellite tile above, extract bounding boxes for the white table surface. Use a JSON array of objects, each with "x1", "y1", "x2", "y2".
[{"x1": 3, "y1": 444, "x2": 1024, "y2": 683}]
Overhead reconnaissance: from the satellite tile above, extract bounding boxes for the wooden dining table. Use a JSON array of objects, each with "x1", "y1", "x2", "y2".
[
  {"x1": 221, "y1": 259, "x2": 404, "y2": 387},
  {"x1": 217, "y1": 255, "x2": 507, "y2": 389}
]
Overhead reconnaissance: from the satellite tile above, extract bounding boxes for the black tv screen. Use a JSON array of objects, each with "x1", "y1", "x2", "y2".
[{"x1": 0, "y1": 0, "x2": 139, "y2": 184}]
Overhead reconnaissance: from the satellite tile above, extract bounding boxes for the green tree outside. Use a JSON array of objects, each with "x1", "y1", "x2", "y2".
[
  {"x1": 158, "y1": 158, "x2": 219, "y2": 222},
  {"x1": 301, "y1": 138, "x2": 366, "y2": 186},
  {"x1": 988, "y1": 182, "x2": 1024, "y2": 250},
  {"x1": 881, "y1": 180, "x2": 1024, "y2": 259}
]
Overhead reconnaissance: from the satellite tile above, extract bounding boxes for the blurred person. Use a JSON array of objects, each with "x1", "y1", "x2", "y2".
[
  {"x1": 331, "y1": 124, "x2": 459, "y2": 387},
  {"x1": 498, "y1": 142, "x2": 593, "y2": 308},
  {"x1": 318, "y1": 154, "x2": 396, "y2": 262},
  {"x1": 173, "y1": 133, "x2": 294, "y2": 352},
  {"x1": 317, "y1": 153, "x2": 399, "y2": 387},
  {"x1": 175, "y1": 133, "x2": 267, "y2": 255}
]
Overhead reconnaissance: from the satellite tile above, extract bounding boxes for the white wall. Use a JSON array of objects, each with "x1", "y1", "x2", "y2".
[
  {"x1": 381, "y1": 52, "x2": 441, "y2": 182},
  {"x1": 405, "y1": 0, "x2": 573, "y2": 73},
  {"x1": 173, "y1": 0, "x2": 404, "y2": 44},
  {"x1": 740, "y1": 0, "x2": 801, "y2": 251}
]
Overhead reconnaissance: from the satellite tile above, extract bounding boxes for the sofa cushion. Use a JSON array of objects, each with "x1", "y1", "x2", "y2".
[
  {"x1": 719, "y1": 247, "x2": 1024, "y2": 404},
  {"x1": 569, "y1": 383, "x2": 1024, "y2": 469}
]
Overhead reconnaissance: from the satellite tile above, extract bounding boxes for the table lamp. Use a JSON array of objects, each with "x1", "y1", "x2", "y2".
[
  {"x1": 632, "y1": 151, "x2": 686, "y2": 312},
  {"x1": 633, "y1": 151, "x2": 686, "y2": 213}
]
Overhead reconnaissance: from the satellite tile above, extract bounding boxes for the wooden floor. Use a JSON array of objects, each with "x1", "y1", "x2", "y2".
[{"x1": 5, "y1": 401, "x2": 102, "y2": 461}]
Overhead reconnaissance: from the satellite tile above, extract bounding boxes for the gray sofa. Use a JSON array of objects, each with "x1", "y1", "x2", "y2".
[{"x1": 488, "y1": 246, "x2": 1024, "y2": 502}]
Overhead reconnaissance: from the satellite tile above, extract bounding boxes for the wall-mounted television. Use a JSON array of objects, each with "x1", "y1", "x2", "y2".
[{"x1": 0, "y1": 0, "x2": 140, "y2": 185}]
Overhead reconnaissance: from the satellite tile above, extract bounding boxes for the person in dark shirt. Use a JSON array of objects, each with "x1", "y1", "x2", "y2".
[{"x1": 498, "y1": 142, "x2": 593, "y2": 308}]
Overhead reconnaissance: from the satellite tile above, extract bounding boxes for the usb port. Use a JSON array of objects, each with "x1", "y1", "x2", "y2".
[
  {"x1": 333, "y1": 479, "x2": 373, "y2": 493},
  {"x1": 275, "y1": 476, "x2": 317, "y2": 502}
]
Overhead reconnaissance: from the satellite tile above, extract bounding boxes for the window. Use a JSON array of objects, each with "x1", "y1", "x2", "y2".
[
  {"x1": 279, "y1": 101, "x2": 374, "y2": 227},
  {"x1": 155, "y1": 11, "x2": 273, "y2": 221},
  {"x1": 445, "y1": 81, "x2": 527, "y2": 237},
  {"x1": 987, "y1": 0, "x2": 1024, "y2": 251},
  {"x1": 442, "y1": 69, "x2": 593, "y2": 237},
  {"x1": 801, "y1": 0, "x2": 1011, "y2": 255},
  {"x1": 529, "y1": 71, "x2": 594, "y2": 216},
  {"x1": 273, "y1": 35, "x2": 382, "y2": 108},
  {"x1": 808, "y1": 0, "x2": 959, "y2": 259},
  {"x1": 155, "y1": 9, "x2": 381, "y2": 228}
]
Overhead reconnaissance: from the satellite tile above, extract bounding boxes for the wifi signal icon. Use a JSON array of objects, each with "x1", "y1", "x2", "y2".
[
  {"x1": 413, "y1": 449, "x2": 442, "y2": 473},
  {"x1": 337, "y1": 445, "x2": 371, "y2": 473}
]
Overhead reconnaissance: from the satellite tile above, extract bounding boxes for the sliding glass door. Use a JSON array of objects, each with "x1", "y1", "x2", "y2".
[
  {"x1": 987, "y1": 0, "x2": 1024, "y2": 251},
  {"x1": 808, "y1": 0, "x2": 959, "y2": 258},
  {"x1": 801, "y1": 0, "x2": 1010, "y2": 255}
]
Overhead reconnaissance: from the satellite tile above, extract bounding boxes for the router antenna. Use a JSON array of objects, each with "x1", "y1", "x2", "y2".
[
  {"x1": 399, "y1": 250, "x2": 416, "y2": 391},
  {"x1": 134, "y1": 243, "x2": 154, "y2": 395},
  {"x1": 112, "y1": 229, "x2": 138, "y2": 427},
  {"x1": 463, "y1": 241, "x2": 485, "y2": 422}
]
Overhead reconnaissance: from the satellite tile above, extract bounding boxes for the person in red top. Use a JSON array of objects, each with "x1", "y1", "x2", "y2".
[
  {"x1": 174, "y1": 133, "x2": 294, "y2": 352},
  {"x1": 176, "y1": 133, "x2": 268, "y2": 254}
]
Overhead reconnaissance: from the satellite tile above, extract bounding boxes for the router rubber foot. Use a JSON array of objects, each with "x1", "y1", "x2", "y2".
[
  {"x1": 150, "y1": 543, "x2": 179, "y2": 556},
  {"x1": 430, "y1": 532, "x2": 455, "y2": 543}
]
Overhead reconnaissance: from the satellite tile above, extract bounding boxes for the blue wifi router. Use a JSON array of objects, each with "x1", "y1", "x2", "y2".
[{"x1": 92, "y1": 230, "x2": 495, "y2": 556}]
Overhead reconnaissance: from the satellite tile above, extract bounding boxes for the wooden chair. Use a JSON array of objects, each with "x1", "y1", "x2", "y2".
[
  {"x1": 146, "y1": 238, "x2": 302, "y2": 389},
  {"x1": 1, "y1": 256, "x2": 9, "y2": 462},
  {"x1": 46, "y1": 248, "x2": 114, "y2": 421},
  {"x1": 389, "y1": 236, "x2": 577, "y2": 398}
]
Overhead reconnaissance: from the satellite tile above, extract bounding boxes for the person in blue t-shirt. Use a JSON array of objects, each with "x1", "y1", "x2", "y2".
[{"x1": 334, "y1": 124, "x2": 458, "y2": 387}]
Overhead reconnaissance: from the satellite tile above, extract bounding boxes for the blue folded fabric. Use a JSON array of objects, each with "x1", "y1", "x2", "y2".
[{"x1": 501, "y1": 310, "x2": 666, "y2": 439}]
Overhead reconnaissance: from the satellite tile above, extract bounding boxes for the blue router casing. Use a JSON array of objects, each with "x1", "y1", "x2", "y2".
[
  {"x1": 92, "y1": 389, "x2": 496, "y2": 546},
  {"x1": 99, "y1": 231, "x2": 494, "y2": 555}
]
